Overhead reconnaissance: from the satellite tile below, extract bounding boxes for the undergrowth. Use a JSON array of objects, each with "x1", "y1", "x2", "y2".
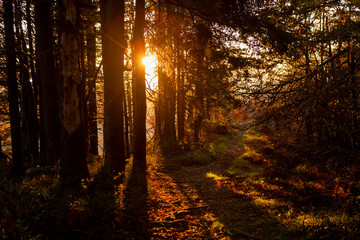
[
  {"x1": 0, "y1": 157, "x2": 130, "y2": 239},
  {"x1": 168, "y1": 132, "x2": 238, "y2": 166},
  {"x1": 224, "y1": 126, "x2": 360, "y2": 239}
]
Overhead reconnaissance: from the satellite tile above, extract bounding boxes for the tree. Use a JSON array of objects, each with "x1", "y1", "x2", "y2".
[
  {"x1": 58, "y1": 0, "x2": 89, "y2": 182},
  {"x1": 14, "y1": 0, "x2": 39, "y2": 165},
  {"x1": 133, "y1": 0, "x2": 146, "y2": 170},
  {"x1": 85, "y1": 0, "x2": 99, "y2": 156},
  {"x1": 4, "y1": 0, "x2": 24, "y2": 175},
  {"x1": 193, "y1": 23, "x2": 212, "y2": 144},
  {"x1": 155, "y1": 1, "x2": 177, "y2": 151},
  {"x1": 100, "y1": 0, "x2": 126, "y2": 173},
  {"x1": 34, "y1": 0, "x2": 61, "y2": 165}
]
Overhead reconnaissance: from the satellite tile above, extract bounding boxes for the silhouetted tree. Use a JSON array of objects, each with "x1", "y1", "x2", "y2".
[
  {"x1": 34, "y1": 0, "x2": 61, "y2": 165},
  {"x1": 133, "y1": 0, "x2": 146, "y2": 170},
  {"x1": 58, "y1": 0, "x2": 89, "y2": 182},
  {"x1": 4, "y1": 0, "x2": 24, "y2": 175},
  {"x1": 100, "y1": 0, "x2": 126, "y2": 173},
  {"x1": 14, "y1": 0, "x2": 39, "y2": 165},
  {"x1": 85, "y1": 0, "x2": 99, "y2": 156}
]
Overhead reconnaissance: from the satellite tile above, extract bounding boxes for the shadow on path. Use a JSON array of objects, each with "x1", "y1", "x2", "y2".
[
  {"x1": 124, "y1": 163, "x2": 149, "y2": 239},
  {"x1": 147, "y1": 131, "x2": 299, "y2": 239}
]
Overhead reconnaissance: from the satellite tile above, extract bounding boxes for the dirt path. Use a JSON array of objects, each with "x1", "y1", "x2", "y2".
[{"x1": 146, "y1": 131, "x2": 261, "y2": 239}]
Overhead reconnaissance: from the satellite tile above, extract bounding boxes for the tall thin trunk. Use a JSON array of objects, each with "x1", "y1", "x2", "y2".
[
  {"x1": 126, "y1": 78, "x2": 133, "y2": 155},
  {"x1": 124, "y1": 84, "x2": 130, "y2": 159},
  {"x1": 4, "y1": 0, "x2": 24, "y2": 175},
  {"x1": 58, "y1": 0, "x2": 89, "y2": 182},
  {"x1": 176, "y1": 37, "x2": 185, "y2": 141},
  {"x1": 26, "y1": 0, "x2": 37, "y2": 100},
  {"x1": 165, "y1": 2, "x2": 177, "y2": 149},
  {"x1": 25, "y1": 0, "x2": 40, "y2": 163},
  {"x1": 125, "y1": 1, "x2": 147, "y2": 233},
  {"x1": 155, "y1": 2, "x2": 177, "y2": 150},
  {"x1": 15, "y1": 0, "x2": 39, "y2": 164},
  {"x1": 34, "y1": 0, "x2": 61, "y2": 165},
  {"x1": 133, "y1": 0, "x2": 146, "y2": 169},
  {"x1": 100, "y1": 0, "x2": 126, "y2": 173},
  {"x1": 86, "y1": 18, "x2": 98, "y2": 156},
  {"x1": 193, "y1": 23, "x2": 211, "y2": 145}
]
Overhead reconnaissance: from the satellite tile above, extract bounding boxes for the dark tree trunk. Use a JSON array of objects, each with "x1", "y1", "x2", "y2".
[
  {"x1": 157, "y1": 68, "x2": 177, "y2": 150},
  {"x1": 26, "y1": 0, "x2": 37, "y2": 102},
  {"x1": 156, "y1": 68, "x2": 165, "y2": 142},
  {"x1": 155, "y1": 2, "x2": 177, "y2": 151},
  {"x1": 4, "y1": 0, "x2": 24, "y2": 175},
  {"x1": 15, "y1": 0, "x2": 39, "y2": 165},
  {"x1": 34, "y1": 0, "x2": 61, "y2": 166},
  {"x1": 100, "y1": 0, "x2": 126, "y2": 173},
  {"x1": 176, "y1": 38, "x2": 185, "y2": 142},
  {"x1": 133, "y1": 0, "x2": 146, "y2": 169},
  {"x1": 58, "y1": 0, "x2": 89, "y2": 182},
  {"x1": 165, "y1": 2, "x2": 177, "y2": 150},
  {"x1": 194, "y1": 23, "x2": 211, "y2": 145},
  {"x1": 25, "y1": 0, "x2": 40, "y2": 164},
  {"x1": 86, "y1": 17, "x2": 98, "y2": 156}
]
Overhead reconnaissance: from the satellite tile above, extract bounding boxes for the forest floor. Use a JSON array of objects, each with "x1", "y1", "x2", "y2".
[
  {"x1": 143, "y1": 129, "x2": 294, "y2": 240},
  {"x1": 143, "y1": 126, "x2": 359, "y2": 240},
  {"x1": 146, "y1": 130, "x2": 249, "y2": 239},
  {"x1": 1, "y1": 125, "x2": 359, "y2": 239}
]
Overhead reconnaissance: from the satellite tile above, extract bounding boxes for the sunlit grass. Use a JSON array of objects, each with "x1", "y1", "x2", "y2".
[
  {"x1": 222, "y1": 126, "x2": 360, "y2": 239},
  {"x1": 206, "y1": 171, "x2": 225, "y2": 181}
]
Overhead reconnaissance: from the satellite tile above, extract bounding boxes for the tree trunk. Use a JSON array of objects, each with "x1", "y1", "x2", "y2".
[
  {"x1": 15, "y1": 0, "x2": 39, "y2": 165},
  {"x1": 86, "y1": 17, "x2": 99, "y2": 156},
  {"x1": 155, "y1": 2, "x2": 177, "y2": 151},
  {"x1": 124, "y1": 1, "x2": 147, "y2": 233},
  {"x1": 124, "y1": 86, "x2": 130, "y2": 159},
  {"x1": 194, "y1": 23, "x2": 211, "y2": 145},
  {"x1": 58, "y1": 0, "x2": 89, "y2": 182},
  {"x1": 126, "y1": 78, "x2": 133, "y2": 155},
  {"x1": 4, "y1": 0, "x2": 24, "y2": 175},
  {"x1": 25, "y1": 0, "x2": 40, "y2": 164},
  {"x1": 26, "y1": 0, "x2": 38, "y2": 103},
  {"x1": 176, "y1": 38, "x2": 185, "y2": 142},
  {"x1": 34, "y1": 0, "x2": 61, "y2": 166},
  {"x1": 100, "y1": 0, "x2": 126, "y2": 173},
  {"x1": 133, "y1": 0, "x2": 146, "y2": 170}
]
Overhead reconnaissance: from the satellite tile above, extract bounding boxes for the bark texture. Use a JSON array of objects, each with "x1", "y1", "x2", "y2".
[{"x1": 58, "y1": 0, "x2": 89, "y2": 182}]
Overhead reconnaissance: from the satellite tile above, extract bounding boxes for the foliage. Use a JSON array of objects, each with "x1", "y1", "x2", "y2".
[
  {"x1": 169, "y1": 147, "x2": 214, "y2": 166},
  {"x1": 0, "y1": 157, "x2": 132, "y2": 239},
  {"x1": 248, "y1": 0, "x2": 360, "y2": 168},
  {"x1": 168, "y1": 132, "x2": 237, "y2": 166},
  {"x1": 225, "y1": 126, "x2": 360, "y2": 239}
]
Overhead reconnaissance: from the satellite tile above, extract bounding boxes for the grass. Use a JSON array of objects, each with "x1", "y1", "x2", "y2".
[
  {"x1": 169, "y1": 132, "x2": 238, "y2": 167},
  {"x1": 170, "y1": 148, "x2": 214, "y2": 166},
  {"x1": 223, "y1": 126, "x2": 360, "y2": 239}
]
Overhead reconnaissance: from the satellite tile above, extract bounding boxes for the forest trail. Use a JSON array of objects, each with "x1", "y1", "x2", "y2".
[{"x1": 146, "y1": 130, "x2": 263, "y2": 239}]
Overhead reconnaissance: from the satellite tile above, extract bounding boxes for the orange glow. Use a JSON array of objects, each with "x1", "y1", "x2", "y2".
[{"x1": 142, "y1": 55, "x2": 158, "y2": 89}]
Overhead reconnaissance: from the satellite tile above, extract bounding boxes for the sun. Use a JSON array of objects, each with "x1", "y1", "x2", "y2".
[{"x1": 142, "y1": 55, "x2": 158, "y2": 89}]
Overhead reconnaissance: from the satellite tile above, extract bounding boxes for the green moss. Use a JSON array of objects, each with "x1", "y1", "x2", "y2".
[
  {"x1": 171, "y1": 148, "x2": 214, "y2": 166},
  {"x1": 209, "y1": 133, "x2": 238, "y2": 158}
]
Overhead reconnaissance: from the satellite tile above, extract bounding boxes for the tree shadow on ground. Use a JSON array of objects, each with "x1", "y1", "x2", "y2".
[
  {"x1": 123, "y1": 162, "x2": 149, "y2": 239},
  {"x1": 153, "y1": 143, "x2": 305, "y2": 240}
]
